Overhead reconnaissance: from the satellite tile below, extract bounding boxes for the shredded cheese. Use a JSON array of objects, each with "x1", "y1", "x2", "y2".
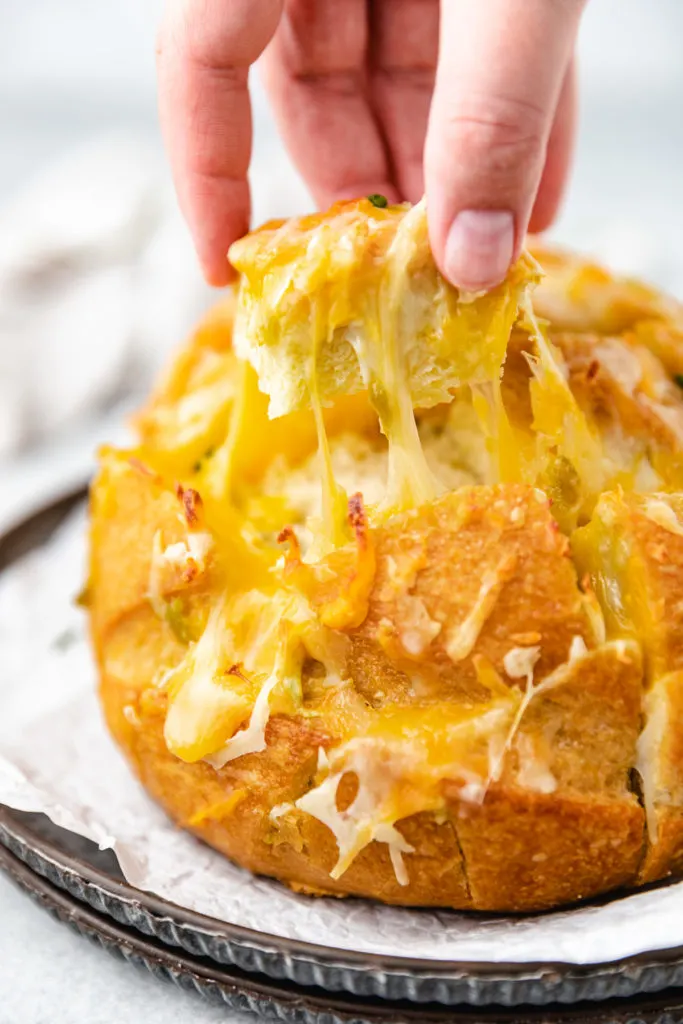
[
  {"x1": 162, "y1": 531, "x2": 213, "y2": 574},
  {"x1": 294, "y1": 704, "x2": 513, "y2": 884},
  {"x1": 445, "y1": 553, "x2": 517, "y2": 662},
  {"x1": 522, "y1": 293, "x2": 606, "y2": 500},
  {"x1": 397, "y1": 595, "x2": 442, "y2": 657},
  {"x1": 642, "y1": 496, "x2": 683, "y2": 537},
  {"x1": 294, "y1": 765, "x2": 417, "y2": 886},
  {"x1": 503, "y1": 645, "x2": 541, "y2": 681},
  {"x1": 515, "y1": 734, "x2": 557, "y2": 794}
]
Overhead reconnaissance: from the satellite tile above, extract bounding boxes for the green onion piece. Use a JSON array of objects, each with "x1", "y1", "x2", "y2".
[
  {"x1": 165, "y1": 597, "x2": 195, "y2": 644},
  {"x1": 367, "y1": 193, "x2": 388, "y2": 209},
  {"x1": 675, "y1": 374, "x2": 683, "y2": 390}
]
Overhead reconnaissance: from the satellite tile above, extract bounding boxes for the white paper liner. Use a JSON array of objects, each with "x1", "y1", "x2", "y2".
[{"x1": 1, "y1": 503, "x2": 682, "y2": 966}]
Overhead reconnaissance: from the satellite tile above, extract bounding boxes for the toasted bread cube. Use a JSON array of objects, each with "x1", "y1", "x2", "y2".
[
  {"x1": 230, "y1": 199, "x2": 537, "y2": 418},
  {"x1": 453, "y1": 642, "x2": 644, "y2": 910},
  {"x1": 346, "y1": 483, "x2": 595, "y2": 707},
  {"x1": 637, "y1": 671, "x2": 683, "y2": 882},
  {"x1": 573, "y1": 491, "x2": 683, "y2": 678}
]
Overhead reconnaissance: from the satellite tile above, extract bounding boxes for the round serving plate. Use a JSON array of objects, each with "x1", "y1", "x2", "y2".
[
  {"x1": 5, "y1": 808, "x2": 683, "y2": 1011},
  {"x1": 3, "y1": 838, "x2": 683, "y2": 1024},
  {"x1": 4, "y1": 489, "x2": 683, "y2": 1012}
]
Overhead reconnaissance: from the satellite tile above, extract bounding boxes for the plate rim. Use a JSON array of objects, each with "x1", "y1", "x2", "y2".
[
  {"x1": 4, "y1": 803, "x2": 683, "y2": 979},
  {"x1": 4, "y1": 487, "x2": 683, "y2": 1007},
  {"x1": 5, "y1": 837, "x2": 683, "y2": 1024}
]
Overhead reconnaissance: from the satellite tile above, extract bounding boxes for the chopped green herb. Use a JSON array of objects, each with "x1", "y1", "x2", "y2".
[
  {"x1": 165, "y1": 597, "x2": 194, "y2": 644},
  {"x1": 192, "y1": 445, "x2": 216, "y2": 474},
  {"x1": 367, "y1": 193, "x2": 388, "y2": 209},
  {"x1": 675, "y1": 374, "x2": 683, "y2": 390}
]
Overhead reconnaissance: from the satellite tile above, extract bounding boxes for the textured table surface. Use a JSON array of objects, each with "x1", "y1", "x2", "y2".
[
  {"x1": 0, "y1": 874, "x2": 244, "y2": 1024},
  {"x1": 2, "y1": 2, "x2": 683, "y2": 1021}
]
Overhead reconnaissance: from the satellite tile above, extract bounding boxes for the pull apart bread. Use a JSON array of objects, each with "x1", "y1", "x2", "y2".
[{"x1": 89, "y1": 198, "x2": 683, "y2": 911}]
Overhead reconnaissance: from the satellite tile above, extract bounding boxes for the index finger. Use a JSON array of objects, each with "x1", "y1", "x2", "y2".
[{"x1": 157, "y1": 0, "x2": 283, "y2": 285}]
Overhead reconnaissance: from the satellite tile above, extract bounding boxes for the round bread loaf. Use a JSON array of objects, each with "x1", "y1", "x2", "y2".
[{"x1": 89, "y1": 203, "x2": 683, "y2": 911}]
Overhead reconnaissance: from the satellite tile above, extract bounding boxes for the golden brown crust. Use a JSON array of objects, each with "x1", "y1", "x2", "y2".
[
  {"x1": 455, "y1": 788, "x2": 644, "y2": 911},
  {"x1": 348, "y1": 486, "x2": 592, "y2": 706},
  {"x1": 98, "y1": 617, "x2": 645, "y2": 911},
  {"x1": 89, "y1": 230, "x2": 683, "y2": 913},
  {"x1": 93, "y1": 463, "x2": 647, "y2": 912},
  {"x1": 637, "y1": 671, "x2": 683, "y2": 883}
]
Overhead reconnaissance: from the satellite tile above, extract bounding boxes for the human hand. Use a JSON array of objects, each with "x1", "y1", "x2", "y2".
[{"x1": 157, "y1": 0, "x2": 585, "y2": 291}]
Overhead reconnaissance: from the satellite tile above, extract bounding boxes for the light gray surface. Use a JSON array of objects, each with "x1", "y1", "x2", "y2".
[
  {"x1": 0, "y1": 874, "x2": 239, "y2": 1024},
  {"x1": 1, "y1": 1, "x2": 683, "y2": 1021}
]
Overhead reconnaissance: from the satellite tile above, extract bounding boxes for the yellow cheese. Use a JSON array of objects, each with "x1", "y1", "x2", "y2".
[{"x1": 230, "y1": 198, "x2": 539, "y2": 519}]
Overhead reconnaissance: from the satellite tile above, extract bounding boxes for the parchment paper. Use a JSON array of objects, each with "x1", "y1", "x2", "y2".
[{"x1": 0, "y1": 505, "x2": 678, "y2": 965}]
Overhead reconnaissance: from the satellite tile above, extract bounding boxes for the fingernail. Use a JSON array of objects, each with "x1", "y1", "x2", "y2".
[{"x1": 444, "y1": 210, "x2": 514, "y2": 291}]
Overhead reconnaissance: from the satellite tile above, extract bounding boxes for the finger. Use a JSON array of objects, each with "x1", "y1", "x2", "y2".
[
  {"x1": 157, "y1": 0, "x2": 283, "y2": 285},
  {"x1": 368, "y1": 0, "x2": 439, "y2": 203},
  {"x1": 529, "y1": 59, "x2": 577, "y2": 234},
  {"x1": 425, "y1": 0, "x2": 586, "y2": 291},
  {"x1": 260, "y1": 0, "x2": 398, "y2": 209}
]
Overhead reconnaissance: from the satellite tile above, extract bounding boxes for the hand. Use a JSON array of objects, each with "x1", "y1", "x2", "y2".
[{"x1": 157, "y1": 0, "x2": 585, "y2": 290}]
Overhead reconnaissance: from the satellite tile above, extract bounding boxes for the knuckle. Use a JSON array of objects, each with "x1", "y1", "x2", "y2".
[
  {"x1": 438, "y1": 93, "x2": 548, "y2": 172},
  {"x1": 158, "y1": 0, "x2": 279, "y2": 70}
]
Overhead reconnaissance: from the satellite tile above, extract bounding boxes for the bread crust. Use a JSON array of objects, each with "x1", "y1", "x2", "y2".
[
  {"x1": 89, "y1": 235, "x2": 683, "y2": 912},
  {"x1": 92, "y1": 459, "x2": 647, "y2": 912}
]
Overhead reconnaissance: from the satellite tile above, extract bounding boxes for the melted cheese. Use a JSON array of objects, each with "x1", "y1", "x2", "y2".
[
  {"x1": 230, "y1": 198, "x2": 538, "y2": 522},
  {"x1": 636, "y1": 683, "x2": 669, "y2": 845},
  {"x1": 163, "y1": 599, "x2": 253, "y2": 762},
  {"x1": 143, "y1": 207, "x2": 683, "y2": 893},
  {"x1": 515, "y1": 733, "x2": 557, "y2": 794},
  {"x1": 503, "y1": 645, "x2": 541, "y2": 681},
  {"x1": 641, "y1": 496, "x2": 683, "y2": 536},
  {"x1": 445, "y1": 553, "x2": 517, "y2": 662},
  {"x1": 349, "y1": 201, "x2": 443, "y2": 512},
  {"x1": 521, "y1": 295, "x2": 606, "y2": 502},
  {"x1": 161, "y1": 532, "x2": 213, "y2": 574},
  {"x1": 295, "y1": 770, "x2": 414, "y2": 885},
  {"x1": 294, "y1": 704, "x2": 512, "y2": 885},
  {"x1": 163, "y1": 587, "x2": 317, "y2": 763}
]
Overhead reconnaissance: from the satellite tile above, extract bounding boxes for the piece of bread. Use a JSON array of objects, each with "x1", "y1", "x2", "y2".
[
  {"x1": 89, "y1": 203, "x2": 683, "y2": 911},
  {"x1": 229, "y1": 198, "x2": 539, "y2": 418}
]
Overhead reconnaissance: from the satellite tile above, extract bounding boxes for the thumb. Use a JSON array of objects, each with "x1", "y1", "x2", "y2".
[{"x1": 425, "y1": 0, "x2": 585, "y2": 291}]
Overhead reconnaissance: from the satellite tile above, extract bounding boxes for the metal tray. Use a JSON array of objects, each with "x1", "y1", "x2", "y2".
[
  {"x1": 3, "y1": 836, "x2": 683, "y2": 1024},
  {"x1": 4, "y1": 490, "x2": 683, "y2": 1010}
]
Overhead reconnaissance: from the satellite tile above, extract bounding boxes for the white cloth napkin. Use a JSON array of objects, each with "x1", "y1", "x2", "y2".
[{"x1": 0, "y1": 123, "x2": 311, "y2": 463}]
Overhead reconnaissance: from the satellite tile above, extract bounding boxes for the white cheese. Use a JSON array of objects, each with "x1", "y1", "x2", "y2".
[
  {"x1": 503, "y1": 645, "x2": 541, "y2": 682},
  {"x1": 642, "y1": 497, "x2": 683, "y2": 537},
  {"x1": 445, "y1": 554, "x2": 516, "y2": 662}
]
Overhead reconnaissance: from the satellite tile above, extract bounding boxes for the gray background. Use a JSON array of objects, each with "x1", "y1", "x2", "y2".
[{"x1": 1, "y1": 1, "x2": 682, "y2": 1021}]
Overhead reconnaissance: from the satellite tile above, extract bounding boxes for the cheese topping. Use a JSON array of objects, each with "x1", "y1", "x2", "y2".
[
  {"x1": 445, "y1": 553, "x2": 517, "y2": 662},
  {"x1": 141, "y1": 203, "x2": 683, "y2": 891},
  {"x1": 161, "y1": 532, "x2": 213, "y2": 574},
  {"x1": 397, "y1": 595, "x2": 442, "y2": 657},
  {"x1": 521, "y1": 294, "x2": 606, "y2": 501},
  {"x1": 641, "y1": 496, "x2": 683, "y2": 536},
  {"x1": 515, "y1": 734, "x2": 557, "y2": 794},
  {"x1": 295, "y1": 705, "x2": 512, "y2": 884},
  {"x1": 636, "y1": 683, "x2": 670, "y2": 845},
  {"x1": 503, "y1": 645, "x2": 541, "y2": 682},
  {"x1": 230, "y1": 198, "x2": 538, "y2": 520},
  {"x1": 295, "y1": 769, "x2": 415, "y2": 885}
]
